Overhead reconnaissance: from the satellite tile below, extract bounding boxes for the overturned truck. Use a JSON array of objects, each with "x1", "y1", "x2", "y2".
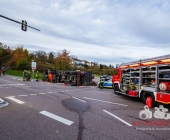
[{"x1": 42, "y1": 70, "x2": 93, "y2": 86}]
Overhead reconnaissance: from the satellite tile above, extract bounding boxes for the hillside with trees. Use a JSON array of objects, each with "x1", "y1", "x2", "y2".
[{"x1": 0, "y1": 42, "x2": 114, "y2": 75}]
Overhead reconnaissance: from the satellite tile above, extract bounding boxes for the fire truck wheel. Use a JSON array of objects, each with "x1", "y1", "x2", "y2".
[
  {"x1": 141, "y1": 92, "x2": 155, "y2": 107},
  {"x1": 114, "y1": 84, "x2": 120, "y2": 95}
]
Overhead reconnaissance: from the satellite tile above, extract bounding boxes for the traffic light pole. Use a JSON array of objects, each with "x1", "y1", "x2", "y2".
[{"x1": 0, "y1": 15, "x2": 40, "y2": 31}]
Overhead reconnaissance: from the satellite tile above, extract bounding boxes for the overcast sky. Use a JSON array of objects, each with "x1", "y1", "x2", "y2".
[{"x1": 1, "y1": 0, "x2": 170, "y2": 66}]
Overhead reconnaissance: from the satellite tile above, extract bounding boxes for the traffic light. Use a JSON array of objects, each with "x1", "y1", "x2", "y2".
[{"x1": 21, "y1": 20, "x2": 27, "y2": 31}]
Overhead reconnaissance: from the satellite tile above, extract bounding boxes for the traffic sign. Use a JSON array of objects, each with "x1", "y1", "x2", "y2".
[{"x1": 31, "y1": 62, "x2": 36, "y2": 70}]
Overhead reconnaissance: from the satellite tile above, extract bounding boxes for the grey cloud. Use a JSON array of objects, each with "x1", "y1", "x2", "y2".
[{"x1": 1, "y1": 0, "x2": 170, "y2": 66}]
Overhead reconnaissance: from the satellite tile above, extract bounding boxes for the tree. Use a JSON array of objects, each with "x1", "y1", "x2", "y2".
[
  {"x1": 0, "y1": 42, "x2": 13, "y2": 68},
  {"x1": 100, "y1": 64, "x2": 103, "y2": 69},
  {"x1": 55, "y1": 49, "x2": 72, "y2": 70},
  {"x1": 34, "y1": 51, "x2": 47, "y2": 63},
  {"x1": 48, "y1": 51, "x2": 55, "y2": 64},
  {"x1": 9, "y1": 46, "x2": 30, "y2": 69}
]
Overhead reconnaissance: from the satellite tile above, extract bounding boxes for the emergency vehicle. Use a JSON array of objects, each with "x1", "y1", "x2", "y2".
[{"x1": 112, "y1": 54, "x2": 170, "y2": 107}]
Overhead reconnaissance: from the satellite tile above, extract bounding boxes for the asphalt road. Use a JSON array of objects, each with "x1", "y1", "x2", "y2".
[{"x1": 0, "y1": 75, "x2": 170, "y2": 140}]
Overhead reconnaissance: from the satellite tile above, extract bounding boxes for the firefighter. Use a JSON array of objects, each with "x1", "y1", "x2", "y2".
[
  {"x1": 48, "y1": 71, "x2": 52, "y2": 82},
  {"x1": 99, "y1": 78, "x2": 104, "y2": 89},
  {"x1": 26, "y1": 72, "x2": 30, "y2": 81},
  {"x1": 2, "y1": 67, "x2": 5, "y2": 75},
  {"x1": 23, "y1": 70, "x2": 27, "y2": 81},
  {"x1": 36, "y1": 71, "x2": 39, "y2": 82}
]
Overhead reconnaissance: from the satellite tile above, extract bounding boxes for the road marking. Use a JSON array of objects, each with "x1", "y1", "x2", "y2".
[
  {"x1": 0, "y1": 84, "x2": 25, "y2": 87},
  {"x1": 19, "y1": 95, "x2": 28, "y2": 97},
  {"x1": 103, "y1": 110, "x2": 132, "y2": 127},
  {"x1": 5, "y1": 96, "x2": 25, "y2": 104},
  {"x1": 40, "y1": 111, "x2": 74, "y2": 126},
  {"x1": 98, "y1": 92, "x2": 106, "y2": 93},
  {"x1": 39, "y1": 93, "x2": 46, "y2": 94},
  {"x1": 0, "y1": 79, "x2": 18, "y2": 83},
  {"x1": 0, "y1": 87, "x2": 3, "y2": 88},
  {"x1": 30, "y1": 94, "x2": 37, "y2": 95},
  {"x1": 47, "y1": 92, "x2": 53, "y2": 93},
  {"x1": 72, "y1": 96, "x2": 86, "y2": 102},
  {"x1": 98, "y1": 92, "x2": 112, "y2": 94},
  {"x1": 83, "y1": 97, "x2": 127, "y2": 106},
  {"x1": 60, "y1": 91, "x2": 64, "y2": 92},
  {"x1": 5, "y1": 87, "x2": 12, "y2": 88}
]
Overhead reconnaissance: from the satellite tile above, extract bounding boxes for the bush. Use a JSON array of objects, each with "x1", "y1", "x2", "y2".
[{"x1": 17, "y1": 60, "x2": 30, "y2": 70}]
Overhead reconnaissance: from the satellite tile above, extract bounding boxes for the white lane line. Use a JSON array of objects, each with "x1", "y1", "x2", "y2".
[
  {"x1": 47, "y1": 92, "x2": 53, "y2": 93},
  {"x1": 0, "y1": 84, "x2": 25, "y2": 87},
  {"x1": 60, "y1": 91, "x2": 65, "y2": 92},
  {"x1": 30, "y1": 94, "x2": 37, "y2": 95},
  {"x1": 5, "y1": 96, "x2": 25, "y2": 104},
  {"x1": 19, "y1": 95, "x2": 28, "y2": 97},
  {"x1": 83, "y1": 97, "x2": 127, "y2": 106},
  {"x1": 39, "y1": 93, "x2": 46, "y2": 94},
  {"x1": 72, "y1": 96, "x2": 86, "y2": 102},
  {"x1": 0, "y1": 79, "x2": 18, "y2": 83},
  {"x1": 40, "y1": 111, "x2": 74, "y2": 126},
  {"x1": 103, "y1": 110, "x2": 132, "y2": 127},
  {"x1": 5, "y1": 87, "x2": 12, "y2": 88}
]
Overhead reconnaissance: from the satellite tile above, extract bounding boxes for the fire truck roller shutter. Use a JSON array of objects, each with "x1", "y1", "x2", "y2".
[{"x1": 141, "y1": 91, "x2": 156, "y2": 107}]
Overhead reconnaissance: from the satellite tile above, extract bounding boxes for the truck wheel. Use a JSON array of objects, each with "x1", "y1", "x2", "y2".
[
  {"x1": 141, "y1": 92, "x2": 155, "y2": 107},
  {"x1": 114, "y1": 84, "x2": 120, "y2": 95}
]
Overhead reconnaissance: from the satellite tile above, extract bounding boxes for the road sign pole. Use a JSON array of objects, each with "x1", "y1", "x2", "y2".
[{"x1": 32, "y1": 70, "x2": 34, "y2": 80}]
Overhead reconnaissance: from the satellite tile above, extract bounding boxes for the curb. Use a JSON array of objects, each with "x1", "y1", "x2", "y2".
[{"x1": 0, "y1": 98, "x2": 9, "y2": 108}]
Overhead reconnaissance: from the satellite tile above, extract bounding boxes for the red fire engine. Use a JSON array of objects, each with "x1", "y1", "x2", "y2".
[{"x1": 112, "y1": 54, "x2": 170, "y2": 107}]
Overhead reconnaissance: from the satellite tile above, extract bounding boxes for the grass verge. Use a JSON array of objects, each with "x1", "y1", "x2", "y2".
[{"x1": 6, "y1": 70, "x2": 42, "y2": 80}]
